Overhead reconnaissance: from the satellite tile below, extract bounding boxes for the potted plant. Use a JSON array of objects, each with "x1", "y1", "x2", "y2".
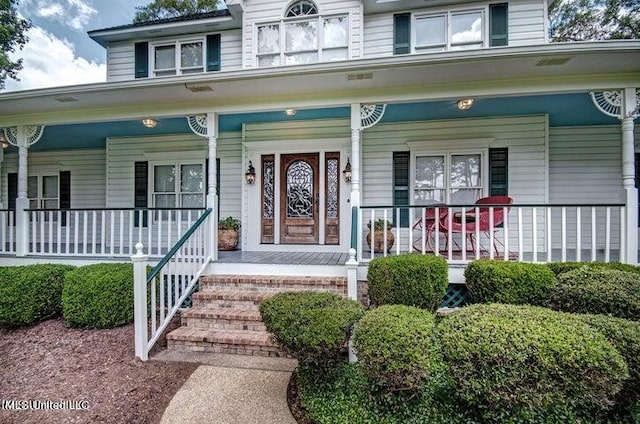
[
  {"x1": 366, "y1": 219, "x2": 395, "y2": 253},
  {"x1": 218, "y1": 217, "x2": 240, "y2": 251}
]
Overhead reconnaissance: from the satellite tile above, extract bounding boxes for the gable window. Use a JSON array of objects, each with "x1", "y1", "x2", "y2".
[
  {"x1": 413, "y1": 153, "x2": 484, "y2": 204},
  {"x1": 153, "y1": 40, "x2": 204, "y2": 76},
  {"x1": 256, "y1": 1, "x2": 348, "y2": 67},
  {"x1": 414, "y1": 10, "x2": 484, "y2": 53}
]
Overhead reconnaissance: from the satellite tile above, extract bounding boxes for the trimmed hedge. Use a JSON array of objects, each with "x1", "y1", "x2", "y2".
[
  {"x1": 259, "y1": 291, "x2": 364, "y2": 369},
  {"x1": 577, "y1": 314, "x2": 640, "y2": 415},
  {"x1": 437, "y1": 304, "x2": 628, "y2": 420},
  {"x1": 549, "y1": 267, "x2": 640, "y2": 319},
  {"x1": 62, "y1": 263, "x2": 135, "y2": 328},
  {"x1": 353, "y1": 305, "x2": 440, "y2": 397},
  {"x1": 0, "y1": 264, "x2": 75, "y2": 327},
  {"x1": 547, "y1": 261, "x2": 640, "y2": 277},
  {"x1": 464, "y1": 260, "x2": 557, "y2": 306},
  {"x1": 367, "y1": 254, "x2": 448, "y2": 311}
]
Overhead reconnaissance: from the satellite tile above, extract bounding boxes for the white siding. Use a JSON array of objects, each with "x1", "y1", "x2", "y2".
[
  {"x1": 1, "y1": 149, "x2": 106, "y2": 208},
  {"x1": 222, "y1": 29, "x2": 243, "y2": 71},
  {"x1": 508, "y1": 0, "x2": 547, "y2": 46},
  {"x1": 363, "y1": 13, "x2": 393, "y2": 58},
  {"x1": 241, "y1": 0, "x2": 362, "y2": 68}
]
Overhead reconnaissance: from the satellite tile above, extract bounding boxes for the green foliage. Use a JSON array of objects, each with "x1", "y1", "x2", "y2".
[
  {"x1": 549, "y1": 0, "x2": 639, "y2": 41},
  {"x1": 353, "y1": 305, "x2": 441, "y2": 401},
  {"x1": 577, "y1": 314, "x2": 640, "y2": 419},
  {"x1": 367, "y1": 254, "x2": 448, "y2": 311},
  {"x1": 367, "y1": 219, "x2": 394, "y2": 230},
  {"x1": 62, "y1": 263, "x2": 135, "y2": 328},
  {"x1": 218, "y1": 216, "x2": 240, "y2": 230},
  {"x1": 259, "y1": 291, "x2": 363, "y2": 369},
  {"x1": 549, "y1": 267, "x2": 640, "y2": 319},
  {"x1": 0, "y1": 265, "x2": 75, "y2": 326},
  {"x1": 437, "y1": 304, "x2": 628, "y2": 421},
  {"x1": 464, "y1": 260, "x2": 557, "y2": 306},
  {"x1": 547, "y1": 261, "x2": 640, "y2": 277},
  {"x1": 0, "y1": 0, "x2": 32, "y2": 89},
  {"x1": 133, "y1": 0, "x2": 219, "y2": 23}
]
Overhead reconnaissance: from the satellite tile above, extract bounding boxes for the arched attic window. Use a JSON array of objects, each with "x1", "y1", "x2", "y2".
[{"x1": 286, "y1": 1, "x2": 318, "y2": 17}]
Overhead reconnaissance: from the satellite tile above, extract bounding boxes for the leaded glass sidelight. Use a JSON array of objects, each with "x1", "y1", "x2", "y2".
[
  {"x1": 326, "y1": 158, "x2": 339, "y2": 219},
  {"x1": 263, "y1": 159, "x2": 275, "y2": 219},
  {"x1": 286, "y1": 160, "x2": 314, "y2": 218}
]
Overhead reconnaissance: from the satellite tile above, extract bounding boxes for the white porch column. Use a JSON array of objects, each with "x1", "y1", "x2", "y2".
[
  {"x1": 206, "y1": 112, "x2": 219, "y2": 261},
  {"x1": 350, "y1": 104, "x2": 362, "y2": 208},
  {"x1": 0, "y1": 144, "x2": 4, "y2": 209},
  {"x1": 621, "y1": 88, "x2": 638, "y2": 264}
]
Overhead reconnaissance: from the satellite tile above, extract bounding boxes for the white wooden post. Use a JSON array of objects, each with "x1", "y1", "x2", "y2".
[
  {"x1": 132, "y1": 242, "x2": 149, "y2": 361},
  {"x1": 0, "y1": 145, "x2": 4, "y2": 209},
  {"x1": 206, "y1": 112, "x2": 218, "y2": 261},
  {"x1": 621, "y1": 88, "x2": 638, "y2": 264},
  {"x1": 346, "y1": 248, "x2": 358, "y2": 301},
  {"x1": 16, "y1": 128, "x2": 30, "y2": 257},
  {"x1": 350, "y1": 104, "x2": 362, "y2": 208}
]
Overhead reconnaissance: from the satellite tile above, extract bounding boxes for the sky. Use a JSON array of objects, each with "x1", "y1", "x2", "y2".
[{"x1": 3, "y1": 0, "x2": 170, "y2": 92}]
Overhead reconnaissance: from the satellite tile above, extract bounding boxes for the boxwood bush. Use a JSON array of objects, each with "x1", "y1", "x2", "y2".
[
  {"x1": 464, "y1": 260, "x2": 557, "y2": 306},
  {"x1": 353, "y1": 305, "x2": 442, "y2": 399},
  {"x1": 62, "y1": 263, "x2": 135, "y2": 328},
  {"x1": 547, "y1": 261, "x2": 640, "y2": 277},
  {"x1": 0, "y1": 264, "x2": 75, "y2": 327},
  {"x1": 549, "y1": 267, "x2": 640, "y2": 319},
  {"x1": 367, "y1": 254, "x2": 448, "y2": 311},
  {"x1": 259, "y1": 291, "x2": 363, "y2": 370},
  {"x1": 437, "y1": 304, "x2": 627, "y2": 421}
]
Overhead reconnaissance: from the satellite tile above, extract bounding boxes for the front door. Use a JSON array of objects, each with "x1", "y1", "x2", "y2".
[{"x1": 280, "y1": 153, "x2": 319, "y2": 244}]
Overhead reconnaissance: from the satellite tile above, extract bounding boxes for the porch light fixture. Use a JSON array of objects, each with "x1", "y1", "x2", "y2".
[
  {"x1": 457, "y1": 99, "x2": 474, "y2": 110},
  {"x1": 142, "y1": 118, "x2": 157, "y2": 128},
  {"x1": 285, "y1": 108, "x2": 297, "y2": 116},
  {"x1": 245, "y1": 161, "x2": 256, "y2": 185},
  {"x1": 342, "y1": 158, "x2": 352, "y2": 183},
  {"x1": 0, "y1": 130, "x2": 8, "y2": 149}
]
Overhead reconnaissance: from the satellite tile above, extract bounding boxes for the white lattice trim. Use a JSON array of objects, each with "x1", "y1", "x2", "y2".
[
  {"x1": 361, "y1": 104, "x2": 386, "y2": 129},
  {"x1": 187, "y1": 115, "x2": 208, "y2": 137},
  {"x1": 4, "y1": 125, "x2": 45, "y2": 147}
]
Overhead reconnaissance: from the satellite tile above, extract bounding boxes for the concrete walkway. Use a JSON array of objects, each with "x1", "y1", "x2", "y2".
[{"x1": 160, "y1": 360, "x2": 297, "y2": 424}]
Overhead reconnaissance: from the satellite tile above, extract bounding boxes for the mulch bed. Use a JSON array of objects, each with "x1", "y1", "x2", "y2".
[{"x1": 0, "y1": 318, "x2": 197, "y2": 424}]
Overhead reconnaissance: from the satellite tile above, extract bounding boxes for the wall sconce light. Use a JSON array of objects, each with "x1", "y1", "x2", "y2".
[
  {"x1": 0, "y1": 130, "x2": 8, "y2": 149},
  {"x1": 285, "y1": 108, "x2": 297, "y2": 116},
  {"x1": 342, "y1": 158, "x2": 352, "y2": 183},
  {"x1": 245, "y1": 161, "x2": 256, "y2": 185},
  {"x1": 142, "y1": 118, "x2": 157, "y2": 128},
  {"x1": 457, "y1": 99, "x2": 474, "y2": 110}
]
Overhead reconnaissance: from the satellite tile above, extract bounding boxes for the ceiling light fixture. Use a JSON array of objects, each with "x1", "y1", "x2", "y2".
[
  {"x1": 457, "y1": 99, "x2": 474, "y2": 110},
  {"x1": 142, "y1": 118, "x2": 157, "y2": 128},
  {"x1": 285, "y1": 108, "x2": 297, "y2": 116}
]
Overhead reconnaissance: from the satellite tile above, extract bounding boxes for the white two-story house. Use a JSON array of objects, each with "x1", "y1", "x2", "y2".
[{"x1": 0, "y1": 0, "x2": 638, "y2": 358}]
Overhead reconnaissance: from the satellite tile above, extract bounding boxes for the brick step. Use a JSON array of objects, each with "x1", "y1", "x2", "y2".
[
  {"x1": 166, "y1": 327, "x2": 283, "y2": 357},
  {"x1": 199, "y1": 274, "x2": 347, "y2": 295},
  {"x1": 192, "y1": 291, "x2": 274, "y2": 310},
  {"x1": 181, "y1": 307, "x2": 266, "y2": 331}
]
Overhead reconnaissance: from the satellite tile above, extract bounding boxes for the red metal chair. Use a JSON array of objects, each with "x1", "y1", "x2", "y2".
[{"x1": 411, "y1": 206, "x2": 448, "y2": 252}]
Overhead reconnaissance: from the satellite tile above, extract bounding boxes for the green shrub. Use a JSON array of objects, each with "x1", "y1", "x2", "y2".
[
  {"x1": 437, "y1": 304, "x2": 628, "y2": 420},
  {"x1": 259, "y1": 291, "x2": 363, "y2": 369},
  {"x1": 367, "y1": 254, "x2": 448, "y2": 311},
  {"x1": 0, "y1": 264, "x2": 75, "y2": 326},
  {"x1": 547, "y1": 261, "x2": 640, "y2": 277},
  {"x1": 549, "y1": 267, "x2": 640, "y2": 319},
  {"x1": 62, "y1": 263, "x2": 135, "y2": 328},
  {"x1": 464, "y1": 260, "x2": 557, "y2": 306},
  {"x1": 353, "y1": 305, "x2": 441, "y2": 399},
  {"x1": 577, "y1": 314, "x2": 640, "y2": 416}
]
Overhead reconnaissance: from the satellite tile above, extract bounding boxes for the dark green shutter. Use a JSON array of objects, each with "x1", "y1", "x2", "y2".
[
  {"x1": 7, "y1": 173, "x2": 17, "y2": 210},
  {"x1": 393, "y1": 152, "x2": 410, "y2": 227},
  {"x1": 206, "y1": 34, "x2": 221, "y2": 72},
  {"x1": 59, "y1": 171, "x2": 70, "y2": 226},
  {"x1": 393, "y1": 14, "x2": 411, "y2": 55},
  {"x1": 134, "y1": 42, "x2": 149, "y2": 78},
  {"x1": 134, "y1": 161, "x2": 148, "y2": 227},
  {"x1": 489, "y1": 4, "x2": 508, "y2": 47},
  {"x1": 489, "y1": 148, "x2": 508, "y2": 195}
]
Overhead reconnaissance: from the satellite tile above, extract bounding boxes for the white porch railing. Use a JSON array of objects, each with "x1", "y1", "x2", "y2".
[
  {"x1": 357, "y1": 204, "x2": 627, "y2": 264},
  {"x1": 25, "y1": 208, "x2": 206, "y2": 257},
  {"x1": 132, "y1": 208, "x2": 212, "y2": 361},
  {"x1": 0, "y1": 210, "x2": 16, "y2": 254}
]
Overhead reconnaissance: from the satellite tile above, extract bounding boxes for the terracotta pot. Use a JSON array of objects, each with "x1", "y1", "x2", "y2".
[
  {"x1": 218, "y1": 229, "x2": 239, "y2": 251},
  {"x1": 366, "y1": 229, "x2": 395, "y2": 253}
]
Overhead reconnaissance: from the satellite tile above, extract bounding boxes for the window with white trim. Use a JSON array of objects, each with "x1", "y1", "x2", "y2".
[
  {"x1": 414, "y1": 9, "x2": 484, "y2": 53},
  {"x1": 153, "y1": 39, "x2": 204, "y2": 76},
  {"x1": 28, "y1": 175, "x2": 59, "y2": 221},
  {"x1": 256, "y1": 1, "x2": 348, "y2": 67},
  {"x1": 152, "y1": 162, "x2": 205, "y2": 209},
  {"x1": 413, "y1": 153, "x2": 484, "y2": 204}
]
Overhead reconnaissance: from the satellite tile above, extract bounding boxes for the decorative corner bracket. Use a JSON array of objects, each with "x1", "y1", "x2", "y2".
[
  {"x1": 590, "y1": 89, "x2": 640, "y2": 120},
  {"x1": 187, "y1": 115, "x2": 208, "y2": 138},
  {"x1": 4, "y1": 125, "x2": 46, "y2": 147},
  {"x1": 360, "y1": 104, "x2": 386, "y2": 129}
]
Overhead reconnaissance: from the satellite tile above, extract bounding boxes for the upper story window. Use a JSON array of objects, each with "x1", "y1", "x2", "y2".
[
  {"x1": 256, "y1": 0, "x2": 349, "y2": 67},
  {"x1": 415, "y1": 10, "x2": 484, "y2": 52},
  {"x1": 153, "y1": 39, "x2": 204, "y2": 77}
]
